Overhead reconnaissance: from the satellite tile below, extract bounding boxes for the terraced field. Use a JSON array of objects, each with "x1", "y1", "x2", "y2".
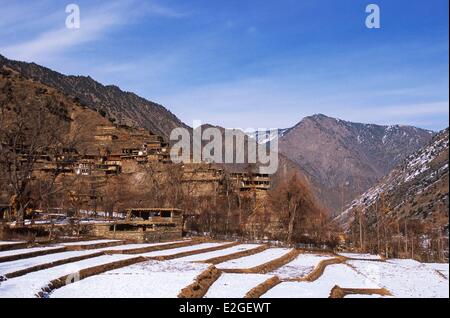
[{"x1": 0, "y1": 239, "x2": 448, "y2": 298}]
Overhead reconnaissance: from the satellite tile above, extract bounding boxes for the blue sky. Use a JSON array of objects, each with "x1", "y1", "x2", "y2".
[{"x1": 0, "y1": 0, "x2": 448, "y2": 131}]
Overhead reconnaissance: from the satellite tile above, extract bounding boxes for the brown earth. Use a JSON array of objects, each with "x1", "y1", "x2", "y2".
[
  {"x1": 244, "y1": 276, "x2": 281, "y2": 298},
  {"x1": 178, "y1": 266, "x2": 222, "y2": 298},
  {"x1": 329, "y1": 285, "x2": 392, "y2": 298}
]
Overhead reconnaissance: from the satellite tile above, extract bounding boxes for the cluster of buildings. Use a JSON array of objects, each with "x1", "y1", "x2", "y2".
[{"x1": 1, "y1": 124, "x2": 272, "y2": 242}]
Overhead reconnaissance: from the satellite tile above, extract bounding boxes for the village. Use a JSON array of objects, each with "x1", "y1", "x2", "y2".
[{"x1": 0, "y1": 122, "x2": 272, "y2": 244}]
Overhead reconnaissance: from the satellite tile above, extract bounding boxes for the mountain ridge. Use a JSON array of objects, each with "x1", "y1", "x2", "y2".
[{"x1": 0, "y1": 54, "x2": 188, "y2": 140}]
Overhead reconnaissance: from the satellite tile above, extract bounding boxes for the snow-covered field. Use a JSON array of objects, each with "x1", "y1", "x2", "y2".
[
  {"x1": 141, "y1": 242, "x2": 230, "y2": 258},
  {"x1": 50, "y1": 260, "x2": 209, "y2": 298},
  {"x1": 0, "y1": 254, "x2": 139, "y2": 298},
  {"x1": 262, "y1": 263, "x2": 381, "y2": 298},
  {"x1": 60, "y1": 239, "x2": 122, "y2": 246},
  {"x1": 176, "y1": 244, "x2": 261, "y2": 262},
  {"x1": 205, "y1": 273, "x2": 273, "y2": 298},
  {"x1": 216, "y1": 248, "x2": 292, "y2": 270},
  {"x1": 0, "y1": 240, "x2": 447, "y2": 298},
  {"x1": 0, "y1": 250, "x2": 103, "y2": 277},
  {"x1": 95, "y1": 240, "x2": 190, "y2": 252},
  {"x1": 269, "y1": 253, "x2": 333, "y2": 279},
  {"x1": 0, "y1": 241, "x2": 25, "y2": 246},
  {"x1": 338, "y1": 253, "x2": 383, "y2": 260},
  {"x1": 423, "y1": 263, "x2": 449, "y2": 279},
  {"x1": 0, "y1": 245, "x2": 63, "y2": 259},
  {"x1": 349, "y1": 259, "x2": 449, "y2": 298}
]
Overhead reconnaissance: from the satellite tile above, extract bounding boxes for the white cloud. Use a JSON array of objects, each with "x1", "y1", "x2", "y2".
[{"x1": 0, "y1": 0, "x2": 187, "y2": 63}]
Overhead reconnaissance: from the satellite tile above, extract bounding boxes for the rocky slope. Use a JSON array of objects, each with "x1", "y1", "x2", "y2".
[
  {"x1": 278, "y1": 114, "x2": 434, "y2": 214},
  {"x1": 335, "y1": 128, "x2": 449, "y2": 230},
  {"x1": 0, "y1": 54, "x2": 187, "y2": 140}
]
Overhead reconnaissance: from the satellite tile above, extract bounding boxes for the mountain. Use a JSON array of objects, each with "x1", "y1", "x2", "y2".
[
  {"x1": 0, "y1": 54, "x2": 187, "y2": 140},
  {"x1": 278, "y1": 114, "x2": 434, "y2": 214},
  {"x1": 247, "y1": 128, "x2": 290, "y2": 144},
  {"x1": 335, "y1": 128, "x2": 449, "y2": 230}
]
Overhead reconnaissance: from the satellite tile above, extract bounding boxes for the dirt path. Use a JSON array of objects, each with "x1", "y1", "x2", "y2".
[
  {"x1": 178, "y1": 266, "x2": 222, "y2": 298},
  {"x1": 222, "y1": 249, "x2": 302, "y2": 274}
]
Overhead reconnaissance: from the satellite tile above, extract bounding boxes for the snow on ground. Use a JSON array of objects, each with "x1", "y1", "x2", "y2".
[
  {"x1": 205, "y1": 273, "x2": 273, "y2": 298},
  {"x1": 0, "y1": 250, "x2": 104, "y2": 277},
  {"x1": 0, "y1": 254, "x2": 138, "y2": 298},
  {"x1": 423, "y1": 263, "x2": 449, "y2": 279},
  {"x1": 141, "y1": 242, "x2": 230, "y2": 258},
  {"x1": 216, "y1": 248, "x2": 292, "y2": 270},
  {"x1": 95, "y1": 240, "x2": 190, "y2": 252},
  {"x1": 349, "y1": 259, "x2": 449, "y2": 298},
  {"x1": 262, "y1": 264, "x2": 380, "y2": 298},
  {"x1": 269, "y1": 253, "x2": 333, "y2": 279},
  {"x1": 176, "y1": 244, "x2": 261, "y2": 262},
  {"x1": 344, "y1": 294, "x2": 393, "y2": 298},
  {"x1": 60, "y1": 239, "x2": 122, "y2": 246},
  {"x1": 338, "y1": 253, "x2": 382, "y2": 260},
  {"x1": 50, "y1": 260, "x2": 209, "y2": 298},
  {"x1": 0, "y1": 246, "x2": 63, "y2": 259},
  {"x1": 0, "y1": 241, "x2": 26, "y2": 246}
]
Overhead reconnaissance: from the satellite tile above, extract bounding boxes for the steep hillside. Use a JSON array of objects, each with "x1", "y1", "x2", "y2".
[
  {"x1": 278, "y1": 114, "x2": 433, "y2": 214},
  {"x1": 0, "y1": 54, "x2": 187, "y2": 140},
  {"x1": 335, "y1": 128, "x2": 449, "y2": 230}
]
